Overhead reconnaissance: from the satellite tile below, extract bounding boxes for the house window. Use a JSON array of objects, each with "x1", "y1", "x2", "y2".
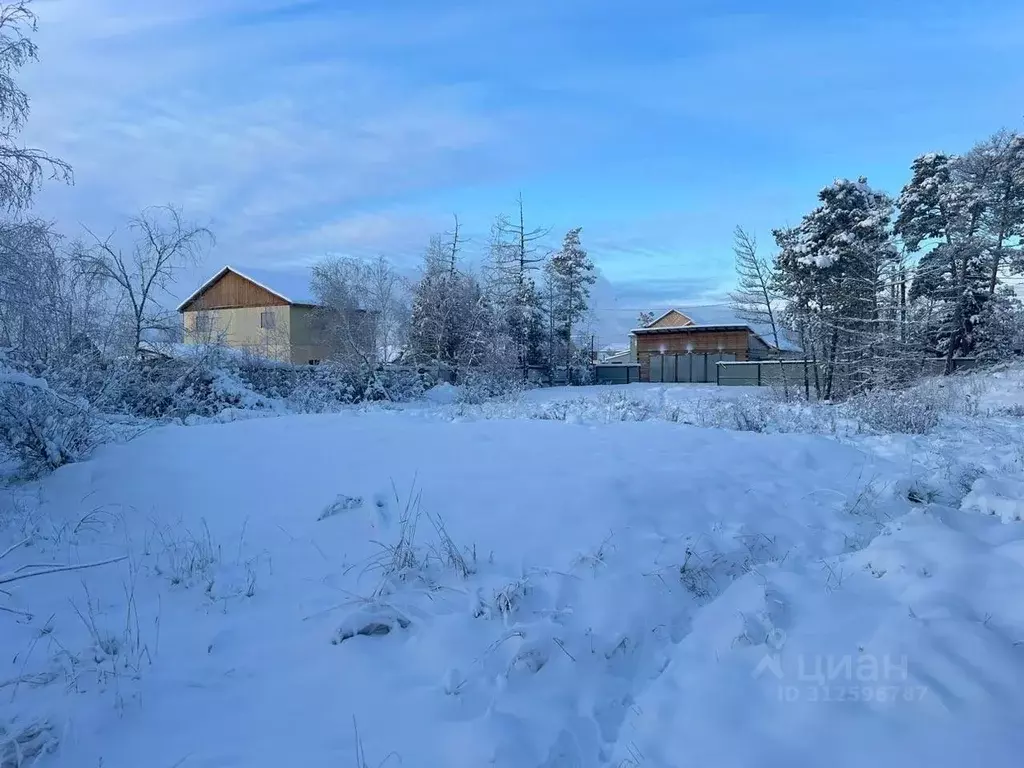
[
  {"x1": 194, "y1": 313, "x2": 213, "y2": 333},
  {"x1": 308, "y1": 359, "x2": 321, "y2": 366},
  {"x1": 260, "y1": 310, "x2": 276, "y2": 329}
]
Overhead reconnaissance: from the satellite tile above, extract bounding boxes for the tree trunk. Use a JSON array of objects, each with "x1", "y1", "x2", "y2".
[{"x1": 566, "y1": 305, "x2": 573, "y2": 387}]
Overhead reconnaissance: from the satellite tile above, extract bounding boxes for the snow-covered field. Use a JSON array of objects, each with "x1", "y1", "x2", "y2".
[{"x1": 4, "y1": 371, "x2": 1024, "y2": 766}]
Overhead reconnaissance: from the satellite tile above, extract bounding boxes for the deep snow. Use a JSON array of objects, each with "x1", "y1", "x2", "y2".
[{"x1": 3, "y1": 371, "x2": 1024, "y2": 766}]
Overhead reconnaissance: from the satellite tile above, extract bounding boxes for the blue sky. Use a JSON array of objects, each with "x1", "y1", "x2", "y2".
[{"x1": 21, "y1": 0, "x2": 1024, "y2": 345}]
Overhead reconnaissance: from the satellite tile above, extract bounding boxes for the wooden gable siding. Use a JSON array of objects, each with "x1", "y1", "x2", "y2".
[
  {"x1": 648, "y1": 309, "x2": 695, "y2": 329},
  {"x1": 635, "y1": 329, "x2": 751, "y2": 357},
  {"x1": 635, "y1": 328, "x2": 751, "y2": 381},
  {"x1": 183, "y1": 270, "x2": 289, "y2": 311}
]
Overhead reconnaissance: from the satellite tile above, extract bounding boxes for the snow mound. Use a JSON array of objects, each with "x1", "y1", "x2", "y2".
[
  {"x1": 424, "y1": 382, "x2": 460, "y2": 404},
  {"x1": 961, "y1": 476, "x2": 1024, "y2": 523},
  {"x1": 4, "y1": 366, "x2": 1024, "y2": 767}
]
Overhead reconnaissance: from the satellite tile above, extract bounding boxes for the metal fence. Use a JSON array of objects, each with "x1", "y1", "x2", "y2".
[
  {"x1": 717, "y1": 358, "x2": 982, "y2": 388},
  {"x1": 717, "y1": 359, "x2": 811, "y2": 387},
  {"x1": 649, "y1": 353, "x2": 736, "y2": 384},
  {"x1": 594, "y1": 364, "x2": 641, "y2": 385}
]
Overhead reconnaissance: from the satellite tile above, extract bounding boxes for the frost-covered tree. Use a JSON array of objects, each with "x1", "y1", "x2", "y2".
[
  {"x1": 972, "y1": 131, "x2": 1024, "y2": 293},
  {"x1": 485, "y1": 195, "x2": 550, "y2": 380},
  {"x1": 0, "y1": 1, "x2": 72, "y2": 213},
  {"x1": 774, "y1": 177, "x2": 899, "y2": 397},
  {"x1": 972, "y1": 288, "x2": 1024, "y2": 361},
  {"x1": 897, "y1": 153, "x2": 975, "y2": 365},
  {"x1": 0, "y1": 222, "x2": 117, "y2": 364},
  {"x1": 409, "y1": 234, "x2": 459, "y2": 368},
  {"x1": 0, "y1": 1, "x2": 83, "y2": 364},
  {"x1": 896, "y1": 132, "x2": 1024, "y2": 370},
  {"x1": 75, "y1": 206, "x2": 213, "y2": 355},
  {"x1": 545, "y1": 227, "x2": 595, "y2": 381},
  {"x1": 730, "y1": 226, "x2": 786, "y2": 348},
  {"x1": 895, "y1": 153, "x2": 956, "y2": 251},
  {"x1": 311, "y1": 255, "x2": 409, "y2": 367},
  {"x1": 730, "y1": 226, "x2": 792, "y2": 397},
  {"x1": 407, "y1": 218, "x2": 490, "y2": 381}
]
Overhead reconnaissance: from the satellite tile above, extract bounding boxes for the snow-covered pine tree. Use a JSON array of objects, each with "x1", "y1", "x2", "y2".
[
  {"x1": 973, "y1": 287, "x2": 1024, "y2": 361},
  {"x1": 894, "y1": 153, "x2": 955, "y2": 251},
  {"x1": 409, "y1": 238, "x2": 454, "y2": 371},
  {"x1": 895, "y1": 138, "x2": 1021, "y2": 371},
  {"x1": 973, "y1": 131, "x2": 1024, "y2": 293},
  {"x1": 484, "y1": 195, "x2": 550, "y2": 382},
  {"x1": 409, "y1": 222, "x2": 462, "y2": 370},
  {"x1": 407, "y1": 217, "x2": 496, "y2": 384},
  {"x1": 545, "y1": 227, "x2": 596, "y2": 383},
  {"x1": 773, "y1": 177, "x2": 899, "y2": 397}
]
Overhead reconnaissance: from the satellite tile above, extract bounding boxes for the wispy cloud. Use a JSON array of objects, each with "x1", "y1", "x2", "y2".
[
  {"x1": 18, "y1": 0, "x2": 1024, "y2": 336},
  {"x1": 23, "y1": 1, "x2": 554, "y2": 272}
]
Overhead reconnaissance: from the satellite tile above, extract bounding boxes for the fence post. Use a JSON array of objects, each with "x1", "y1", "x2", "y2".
[
  {"x1": 757, "y1": 362, "x2": 762, "y2": 387},
  {"x1": 716, "y1": 360, "x2": 720, "y2": 386}
]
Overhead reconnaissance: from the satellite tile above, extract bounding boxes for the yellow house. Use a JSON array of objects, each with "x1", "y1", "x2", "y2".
[{"x1": 177, "y1": 266, "x2": 331, "y2": 365}]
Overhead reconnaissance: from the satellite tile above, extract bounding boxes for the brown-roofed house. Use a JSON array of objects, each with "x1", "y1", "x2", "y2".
[
  {"x1": 176, "y1": 266, "x2": 332, "y2": 365},
  {"x1": 630, "y1": 306, "x2": 801, "y2": 382}
]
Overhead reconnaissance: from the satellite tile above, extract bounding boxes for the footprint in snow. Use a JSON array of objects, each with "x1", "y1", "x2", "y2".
[{"x1": 374, "y1": 491, "x2": 391, "y2": 529}]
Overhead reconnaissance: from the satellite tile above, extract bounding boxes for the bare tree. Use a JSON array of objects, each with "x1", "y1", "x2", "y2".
[
  {"x1": 636, "y1": 311, "x2": 655, "y2": 328},
  {"x1": 365, "y1": 256, "x2": 409, "y2": 363},
  {"x1": 443, "y1": 213, "x2": 466, "y2": 276},
  {"x1": 0, "y1": 218, "x2": 59, "y2": 353},
  {"x1": 730, "y1": 226, "x2": 790, "y2": 398},
  {"x1": 0, "y1": 221, "x2": 116, "y2": 362},
  {"x1": 75, "y1": 205, "x2": 214, "y2": 355},
  {"x1": 486, "y1": 194, "x2": 550, "y2": 379},
  {"x1": 310, "y1": 255, "x2": 409, "y2": 367},
  {"x1": 0, "y1": 1, "x2": 73, "y2": 212}
]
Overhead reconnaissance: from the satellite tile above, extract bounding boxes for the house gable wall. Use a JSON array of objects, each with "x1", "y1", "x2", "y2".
[
  {"x1": 181, "y1": 269, "x2": 290, "y2": 311},
  {"x1": 647, "y1": 309, "x2": 695, "y2": 329}
]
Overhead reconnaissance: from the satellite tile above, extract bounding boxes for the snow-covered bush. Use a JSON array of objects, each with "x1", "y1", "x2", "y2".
[
  {"x1": 456, "y1": 368, "x2": 525, "y2": 405},
  {"x1": 377, "y1": 366, "x2": 433, "y2": 402},
  {"x1": 995, "y1": 403, "x2": 1024, "y2": 419},
  {"x1": 713, "y1": 396, "x2": 773, "y2": 433},
  {"x1": 98, "y1": 358, "x2": 272, "y2": 420},
  {"x1": 286, "y1": 364, "x2": 361, "y2": 412},
  {"x1": 846, "y1": 380, "x2": 952, "y2": 434},
  {"x1": 0, "y1": 367, "x2": 105, "y2": 476}
]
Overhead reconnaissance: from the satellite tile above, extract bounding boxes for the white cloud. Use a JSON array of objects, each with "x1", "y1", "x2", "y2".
[
  {"x1": 19, "y1": 0, "x2": 536, "y2": 279},
  {"x1": 18, "y1": 0, "x2": 1024, "y2": 320}
]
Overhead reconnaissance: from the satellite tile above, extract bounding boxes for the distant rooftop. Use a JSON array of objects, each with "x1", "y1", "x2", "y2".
[{"x1": 637, "y1": 305, "x2": 802, "y2": 352}]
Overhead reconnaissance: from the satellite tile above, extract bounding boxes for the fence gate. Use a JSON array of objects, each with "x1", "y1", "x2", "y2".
[{"x1": 648, "y1": 353, "x2": 735, "y2": 383}]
